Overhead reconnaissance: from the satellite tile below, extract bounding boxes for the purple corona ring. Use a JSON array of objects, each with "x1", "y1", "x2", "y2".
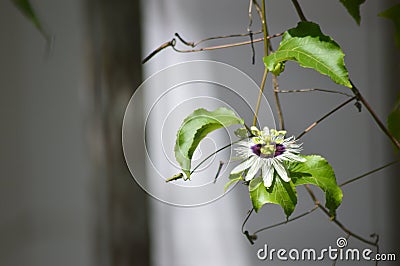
[{"x1": 231, "y1": 126, "x2": 305, "y2": 188}]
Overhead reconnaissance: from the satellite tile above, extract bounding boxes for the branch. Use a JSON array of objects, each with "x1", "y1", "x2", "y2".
[
  {"x1": 297, "y1": 96, "x2": 357, "y2": 139},
  {"x1": 142, "y1": 31, "x2": 282, "y2": 63},
  {"x1": 247, "y1": 0, "x2": 257, "y2": 64},
  {"x1": 190, "y1": 141, "x2": 237, "y2": 175},
  {"x1": 261, "y1": 0, "x2": 269, "y2": 55},
  {"x1": 175, "y1": 31, "x2": 263, "y2": 48},
  {"x1": 291, "y1": 0, "x2": 308, "y2": 22},
  {"x1": 277, "y1": 88, "x2": 353, "y2": 98},
  {"x1": 350, "y1": 81, "x2": 400, "y2": 150},
  {"x1": 252, "y1": 0, "x2": 263, "y2": 23},
  {"x1": 241, "y1": 208, "x2": 257, "y2": 245},
  {"x1": 252, "y1": 68, "x2": 269, "y2": 126},
  {"x1": 304, "y1": 185, "x2": 379, "y2": 247},
  {"x1": 142, "y1": 39, "x2": 176, "y2": 64},
  {"x1": 253, "y1": 205, "x2": 318, "y2": 235},
  {"x1": 273, "y1": 75, "x2": 285, "y2": 130},
  {"x1": 252, "y1": 0, "x2": 272, "y2": 127},
  {"x1": 340, "y1": 159, "x2": 400, "y2": 187}
]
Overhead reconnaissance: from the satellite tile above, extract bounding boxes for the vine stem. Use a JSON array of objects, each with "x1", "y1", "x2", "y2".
[
  {"x1": 261, "y1": 0, "x2": 269, "y2": 55},
  {"x1": 175, "y1": 31, "x2": 262, "y2": 48},
  {"x1": 297, "y1": 96, "x2": 356, "y2": 139},
  {"x1": 253, "y1": 205, "x2": 318, "y2": 235},
  {"x1": 252, "y1": 68, "x2": 268, "y2": 126},
  {"x1": 340, "y1": 159, "x2": 400, "y2": 187},
  {"x1": 350, "y1": 81, "x2": 400, "y2": 150},
  {"x1": 291, "y1": 0, "x2": 308, "y2": 22},
  {"x1": 277, "y1": 88, "x2": 353, "y2": 98},
  {"x1": 190, "y1": 141, "x2": 237, "y2": 175},
  {"x1": 252, "y1": 0, "x2": 271, "y2": 127},
  {"x1": 142, "y1": 32, "x2": 282, "y2": 63},
  {"x1": 273, "y1": 75, "x2": 285, "y2": 130},
  {"x1": 304, "y1": 185, "x2": 379, "y2": 247}
]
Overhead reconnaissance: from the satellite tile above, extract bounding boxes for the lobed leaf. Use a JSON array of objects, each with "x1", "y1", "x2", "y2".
[
  {"x1": 174, "y1": 107, "x2": 243, "y2": 179},
  {"x1": 264, "y1": 22, "x2": 352, "y2": 88},
  {"x1": 249, "y1": 176, "x2": 297, "y2": 218},
  {"x1": 289, "y1": 155, "x2": 343, "y2": 217}
]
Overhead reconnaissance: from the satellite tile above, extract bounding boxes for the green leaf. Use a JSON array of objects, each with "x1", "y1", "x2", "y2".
[
  {"x1": 388, "y1": 93, "x2": 400, "y2": 144},
  {"x1": 339, "y1": 0, "x2": 366, "y2": 25},
  {"x1": 224, "y1": 173, "x2": 243, "y2": 192},
  {"x1": 249, "y1": 176, "x2": 297, "y2": 218},
  {"x1": 264, "y1": 22, "x2": 352, "y2": 88},
  {"x1": 11, "y1": 0, "x2": 49, "y2": 41},
  {"x1": 289, "y1": 155, "x2": 343, "y2": 217},
  {"x1": 175, "y1": 107, "x2": 243, "y2": 179},
  {"x1": 379, "y1": 4, "x2": 400, "y2": 48}
]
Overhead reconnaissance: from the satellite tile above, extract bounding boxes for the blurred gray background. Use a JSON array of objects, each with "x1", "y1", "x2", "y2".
[{"x1": 0, "y1": 0, "x2": 399, "y2": 266}]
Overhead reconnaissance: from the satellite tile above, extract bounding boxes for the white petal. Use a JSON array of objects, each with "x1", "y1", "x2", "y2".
[
  {"x1": 231, "y1": 156, "x2": 256, "y2": 174},
  {"x1": 281, "y1": 152, "x2": 305, "y2": 162},
  {"x1": 245, "y1": 158, "x2": 261, "y2": 181},
  {"x1": 262, "y1": 161, "x2": 274, "y2": 188},
  {"x1": 273, "y1": 159, "x2": 290, "y2": 182}
]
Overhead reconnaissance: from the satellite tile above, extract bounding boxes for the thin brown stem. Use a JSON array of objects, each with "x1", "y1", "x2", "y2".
[
  {"x1": 253, "y1": 68, "x2": 269, "y2": 126},
  {"x1": 304, "y1": 185, "x2": 379, "y2": 247},
  {"x1": 297, "y1": 97, "x2": 356, "y2": 139},
  {"x1": 242, "y1": 208, "x2": 257, "y2": 244},
  {"x1": 247, "y1": 0, "x2": 254, "y2": 30},
  {"x1": 291, "y1": 0, "x2": 308, "y2": 21},
  {"x1": 253, "y1": 205, "x2": 318, "y2": 235},
  {"x1": 190, "y1": 141, "x2": 238, "y2": 175},
  {"x1": 273, "y1": 75, "x2": 285, "y2": 130},
  {"x1": 142, "y1": 31, "x2": 282, "y2": 63},
  {"x1": 340, "y1": 159, "x2": 400, "y2": 187},
  {"x1": 142, "y1": 39, "x2": 176, "y2": 64},
  {"x1": 176, "y1": 31, "x2": 263, "y2": 47},
  {"x1": 213, "y1": 161, "x2": 224, "y2": 183},
  {"x1": 277, "y1": 88, "x2": 353, "y2": 98},
  {"x1": 350, "y1": 81, "x2": 400, "y2": 150},
  {"x1": 261, "y1": 0, "x2": 270, "y2": 54},
  {"x1": 172, "y1": 34, "x2": 282, "y2": 53},
  {"x1": 252, "y1": 0, "x2": 263, "y2": 22},
  {"x1": 252, "y1": 0, "x2": 272, "y2": 127}
]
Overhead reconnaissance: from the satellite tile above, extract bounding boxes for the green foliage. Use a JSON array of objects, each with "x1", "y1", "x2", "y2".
[
  {"x1": 249, "y1": 176, "x2": 297, "y2": 217},
  {"x1": 379, "y1": 4, "x2": 400, "y2": 48},
  {"x1": 11, "y1": 0, "x2": 48, "y2": 40},
  {"x1": 224, "y1": 173, "x2": 243, "y2": 192},
  {"x1": 290, "y1": 155, "x2": 343, "y2": 217},
  {"x1": 264, "y1": 22, "x2": 352, "y2": 88},
  {"x1": 248, "y1": 155, "x2": 341, "y2": 218},
  {"x1": 388, "y1": 93, "x2": 400, "y2": 145},
  {"x1": 175, "y1": 107, "x2": 243, "y2": 179},
  {"x1": 339, "y1": 0, "x2": 366, "y2": 25}
]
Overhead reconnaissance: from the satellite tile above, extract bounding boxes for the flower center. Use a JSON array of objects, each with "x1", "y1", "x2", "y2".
[
  {"x1": 274, "y1": 143, "x2": 286, "y2": 156},
  {"x1": 250, "y1": 144, "x2": 263, "y2": 157},
  {"x1": 251, "y1": 143, "x2": 285, "y2": 158}
]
